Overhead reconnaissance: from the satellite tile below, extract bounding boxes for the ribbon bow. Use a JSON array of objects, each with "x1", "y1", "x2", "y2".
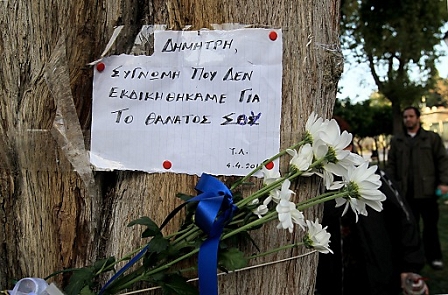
[
  {"x1": 190, "y1": 173, "x2": 237, "y2": 295},
  {"x1": 99, "y1": 173, "x2": 236, "y2": 295}
]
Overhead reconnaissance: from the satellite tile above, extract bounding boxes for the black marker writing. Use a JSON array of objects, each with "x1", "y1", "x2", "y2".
[
  {"x1": 145, "y1": 113, "x2": 211, "y2": 125},
  {"x1": 191, "y1": 67, "x2": 217, "y2": 81},
  {"x1": 162, "y1": 38, "x2": 233, "y2": 52},
  {"x1": 229, "y1": 147, "x2": 248, "y2": 155},
  {"x1": 239, "y1": 88, "x2": 260, "y2": 103},
  {"x1": 111, "y1": 66, "x2": 180, "y2": 80},
  {"x1": 221, "y1": 112, "x2": 262, "y2": 126},
  {"x1": 109, "y1": 87, "x2": 227, "y2": 104},
  {"x1": 111, "y1": 108, "x2": 134, "y2": 124},
  {"x1": 222, "y1": 67, "x2": 253, "y2": 81}
]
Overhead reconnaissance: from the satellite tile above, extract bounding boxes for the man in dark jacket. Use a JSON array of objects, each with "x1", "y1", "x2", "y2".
[{"x1": 386, "y1": 106, "x2": 448, "y2": 270}]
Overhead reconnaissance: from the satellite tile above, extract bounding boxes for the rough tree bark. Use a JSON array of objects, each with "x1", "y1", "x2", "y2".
[{"x1": 0, "y1": 1, "x2": 342, "y2": 294}]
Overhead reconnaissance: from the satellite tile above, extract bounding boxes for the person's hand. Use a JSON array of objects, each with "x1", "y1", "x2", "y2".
[
  {"x1": 437, "y1": 184, "x2": 448, "y2": 195},
  {"x1": 400, "y1": 272, "x2": 429, "y2": 295}
]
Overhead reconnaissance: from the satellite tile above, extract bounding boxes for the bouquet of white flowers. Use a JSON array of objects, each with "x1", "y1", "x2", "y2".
[{"x1": 43, "y1": 112, "x2": 386, "y2": 295}]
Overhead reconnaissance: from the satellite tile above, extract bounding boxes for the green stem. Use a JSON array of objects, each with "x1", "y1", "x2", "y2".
[
  {"x1": 92, "y1": 244, "x2": 149, "y2": 277},
  {"x1": 171, "y1": 230, "x2": 203, "y2": 253},
  {"x1": 170, "y1": 225, "x2": 198, "y2": 246},
  {"x1": 226, "y1": 211, "x2": 251, "y2": 226},
  {"x1": 103, "y1": 153, "x2": 351, "y2": 294},
  {"x1": 230, "y1": 140, "x2": 306, "y2": 191},
  {"x1": 146, "y1": 248, "x2": 200, "y2": 277},
  {"x1": 224, "y1": 188, "x2": 349, "y2": 241},
  {"x1": 222, "y1": 211, "x2": 278, "y2": 240},
  {"x1": 297, "y1": 190, "x2": 350, "y2": 211},
  {"x1": 235, "y1": 156, "x2": 327, "y2": 209},
  {"x1": 235, "y1": 172, "x2": 295, "y2": 208},
  {"x1": 107, "y1": 247, "x2": 200, "y2": 293},
  {"x1": 165, "y1": 223, "x2": 195, "y2": 240},
  {"x1": 106, "y1": 266, "x2": 147, "y2": 293}
]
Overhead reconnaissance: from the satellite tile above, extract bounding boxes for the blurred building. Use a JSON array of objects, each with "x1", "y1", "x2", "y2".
[{"x1": 421, "y1": 106, "x2": 448, "y2": 143}]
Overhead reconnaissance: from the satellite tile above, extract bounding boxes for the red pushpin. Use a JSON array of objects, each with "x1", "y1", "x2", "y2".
[
  {"x1": 96, "y1": 62, "x2": 105, "y2": 72},
  {"x1": 265, "y1": 161, "x2": 274, "y2": 170},
  {"x1": 163, "y1": 160, "x2": 172, "y2": 170},
  {"x1": 269, "y1": 31, "x2": 278, "y2": 41}
]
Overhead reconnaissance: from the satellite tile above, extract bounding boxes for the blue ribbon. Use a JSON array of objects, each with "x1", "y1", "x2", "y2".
[
  {"x1": 99, "y1": 173, "x2": 235, "y2": 295},
  {"x1": 99, "y1": 245, "x2": 148, "y2": 295},
  {"x1": 191, "y1": 173, "x2": 237, "y2": 295}
]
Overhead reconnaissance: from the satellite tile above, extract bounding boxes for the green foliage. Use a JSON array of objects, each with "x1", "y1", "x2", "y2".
[
  {"x1": 424, "y1": 76, "x2": 448, "y2": 107},
  {"x1": 333, "y1": 97, "x2": 393, "y2": 137},
  {"x1": 64, "y1": 268, "x2": 96, "y2": 295},
  {"x1": 128, "y1": 216, "x2": 161, "y2": 237},
  {"x1": 147, "y1": 235, "x2": 170, "y2": 253},
  {"x1": 61, "y1": 196, "x2": 262, "y2": 295},
  {"x1": 51, "y1": 114, "x2": 384, "y2": 295},
  {"x1": 79, "y1": 285, "x2": 96, "y2": 295},
  {"x1": 218, "y1": 248, "x2": 248, "y2": 271},
  {"x1": 340, "y1": 0, "x2": 448, "y2": 130},
  {"x1": 64, "y1": 257, "x2": 116, "y2": 295},
  {"x1": 160, "y1": 274, "x2": 199, "y2": 295}
]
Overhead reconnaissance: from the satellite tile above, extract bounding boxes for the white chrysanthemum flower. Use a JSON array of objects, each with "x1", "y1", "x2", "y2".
[
  {"x1": 318, "y1": 119, "x2": 353, "y2": 164},
  {"x1": 264, "y1": 188, "x2": 282, "y2": 206},
  {"x1": 287, "y1": 143, "x2": 313, "y2": 171},
  {"x1": 301, "y1": 140, "x2": 343, "y2": 189},
  {"x1": 305, "y1": 112, "x2": 328, "y2": 143},
  {"x1": 346, "y1": 152, "x2": 366, "y2": 166},
  {"x1": 253, "y1": 204, "x2": 269, "y2": 218},
  {"x1": 275, "y1": 180, "x2": 306, "y2": 233},
  {"x1": 254, "y1": 192, "x2": 281, "y2": 208},
  {"x1": 319, "y1": 119, "x2": 352, "y2": 152},
  {"x1": 303, "y1": 219, "x2": 333, "y2": 254},
  {"x1": 249, "y1": 198, "x2": 260, "y2": 206},
  {"x1": 262, "y1": 166, "x2": 281, "y2": 186},
  {"x1": 330, "y1": 152, "x2": 367, "y2": 179},
  {"x1": 335, "y1": 163, "x2": 387, "y2": 221}
]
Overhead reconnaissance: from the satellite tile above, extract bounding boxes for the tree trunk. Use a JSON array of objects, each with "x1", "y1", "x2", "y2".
[
  {"x1": 392, "y1": 100, "x2": 403, "y2": 134},
  {"x1": 0, "y1": 1, "x2": 342, "y2": 294}
]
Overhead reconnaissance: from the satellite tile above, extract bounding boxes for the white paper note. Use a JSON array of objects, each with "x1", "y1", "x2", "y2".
[{"x1": 91, "y1": 28, "x2": 283, "y2": 176}]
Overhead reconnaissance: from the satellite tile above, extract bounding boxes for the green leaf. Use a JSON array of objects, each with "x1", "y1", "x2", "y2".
[
  {"x1": 148, "y1": 235, "x2": 170, "y2": 253},
  {"x1": 79, "y1": 285, "x2": 96, "y2": 295},
  {"x1": 64, "y1": 268, "x2": 95, "y2": 295},
  {"x1": 243, "y1": 211, "x2": 258, "y2": 225},
  {"x1": 166, "y1": 241, "x2": 195, "y2": 256},
  {"x1": 176, "y1": 193, "x2": 194, "y2": 201},
  {"x1": 149, "y1": 271, "x2": 166, "y2": 282},
  {"x1": 218, "y1": 248, "x2": 248, "y2": 271},
  {"x1": 161, "y1": 274, "x2": 199, "y2": 295},
  {"x1": 128, "y1": 216, "x2": 160, "y2": 237},
  {"x1": 92, "y1": 256, "x2": 116, "y2": 274},
  {"x1": 143, "y1": 251, "x2": 159, "y2": 268},
  {"x1": 141, "y1": 227, "x2": 160, "y2": 238},
  {"x1": 231, "y1": 191, "x2": 244, "y2": 203}
]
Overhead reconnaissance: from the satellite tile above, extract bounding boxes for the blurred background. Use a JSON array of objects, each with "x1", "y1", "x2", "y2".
[
  {"x1": 335, "y1": 2, "x2": 448, "y2": 292},
  {"x1": 335, "y1": 1, "x2": 448, "y2": 166}
]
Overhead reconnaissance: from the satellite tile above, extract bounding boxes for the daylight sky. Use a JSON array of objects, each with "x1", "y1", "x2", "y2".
[{"x1": 338, "y1": 41, "x2": 448, "y2": 103}]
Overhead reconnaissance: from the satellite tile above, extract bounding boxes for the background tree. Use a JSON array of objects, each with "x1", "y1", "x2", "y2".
[
  {"x1": 340, "y1": 0, "x2": 448, "y2": 133},
  {"x1": 334, "y1": 96, "x2": 393, "y2": 165},
  {"x1": 424, "y1": 76, "x2": 448, "y2": 107},
  {"x1": 333, "y1": 98, "x2": 372, "y2": 154},
  {"x1": 0, "y1": 1, "x2": 342, "y2": 294}
]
